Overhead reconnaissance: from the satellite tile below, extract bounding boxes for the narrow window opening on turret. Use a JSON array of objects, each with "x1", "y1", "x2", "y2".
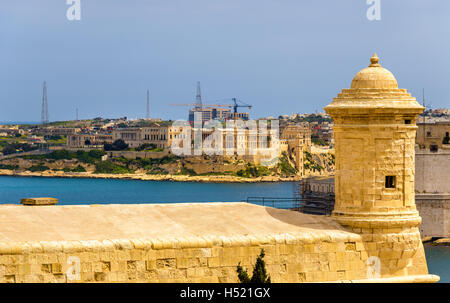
[
  {"x1": 385, "y1": 176, "x2": 396, "y2": 188},
  {"x1": 404, "y1": 119, "x2": 411, "y2": 124}
]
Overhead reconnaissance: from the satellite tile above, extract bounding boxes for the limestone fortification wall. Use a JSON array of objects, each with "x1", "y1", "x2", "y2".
[
  {"x1": 0, "y1": 229, "x2": 431, "y2": 283},
  {"x1": 416, "y1": 194, "x2": 450, "y2": 238},
  {"x1": 0, "y1": 202, "x2": 436, "y2": 283},
  {"x1": 415, "y1": 148, "x2": 450, "y2": 194},
  {"x1": 414, "y1": 148, "x2": 450, "y2": 237}
]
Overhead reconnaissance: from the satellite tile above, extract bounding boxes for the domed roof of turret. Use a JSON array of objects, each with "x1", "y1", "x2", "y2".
[
  {"x1": 350, "y1": 54, "x2": 398, "y2": 89},
  {"x1": 324, "y1": 53, "x2": 424, "y2": 116}
]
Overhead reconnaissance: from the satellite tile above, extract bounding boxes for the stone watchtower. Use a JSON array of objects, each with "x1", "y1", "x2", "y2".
[{"x1": 325, "y1": 54, "x2": 436, "y2": 279}]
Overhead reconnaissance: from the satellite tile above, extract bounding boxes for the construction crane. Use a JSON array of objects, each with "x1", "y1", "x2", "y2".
[
  {"x1": 229, "y1": 98, "x2": 252, "y2": 114},
  {"x1": 170, "y1": 82, "x2": 252, "y2": 120}
]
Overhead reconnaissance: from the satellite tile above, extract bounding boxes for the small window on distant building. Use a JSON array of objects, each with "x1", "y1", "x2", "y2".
[
  {"x1": 427, "y1": 131, "x2": 432, "y2": 137},
  {"x1": 404, "y1": 120, "x2": 411, "y2": 124},
  {"x1": 385, "y1": 176, "x2": 396, "y2": 189},
  {"x1": 430, "y1": 145, "x2": 438, "y2": 152}
]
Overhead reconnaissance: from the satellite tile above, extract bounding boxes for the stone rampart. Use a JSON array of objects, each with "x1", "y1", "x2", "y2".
[{"x1": 0, "y1": 203, "x2": 438, "y2": 283}]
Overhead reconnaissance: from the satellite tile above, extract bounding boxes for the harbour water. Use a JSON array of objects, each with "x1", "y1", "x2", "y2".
[{"x1": 0, "y1": 175, "x2": 448, "y2": 282}]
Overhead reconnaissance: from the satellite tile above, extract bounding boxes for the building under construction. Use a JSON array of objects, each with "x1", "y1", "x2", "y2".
[{"x1": 173, "y1": 81, "x2": 250, "y2": 123}]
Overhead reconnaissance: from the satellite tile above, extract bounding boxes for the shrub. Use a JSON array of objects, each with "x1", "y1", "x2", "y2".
[
  {"x1": 88, "y1": 149, "x2": 105, "y2": 159},
  {"x1": 236, "y1": 249, "x2": 271, "y2": 283},
  {"x1": 2, "y1": 145, "x2": 16, "y2": 155},
  {"x1": 0, "y1": 164, "x2": 19, "y2": 170},
  {"x1": 71, "y1": 165, "x2": 86, "y2": 172},
  {"x1": 94, "y1": 161, "x2": 133, "y2": 174},
  {"x1": 177, "y1": 166, "x2": 197, "y2": 176},
  {"x1": 28, "y1": 165, "x2": 49, "y2": 172},
  {"x1": 136, "y1": 143, "x2": 157, "y2": 151},
  {"x1": 104, "y1": 139, "x2": 128, "y2": 151},
  {"x1": 277, "y1": 153, "x2": 297, "y2": 175}
]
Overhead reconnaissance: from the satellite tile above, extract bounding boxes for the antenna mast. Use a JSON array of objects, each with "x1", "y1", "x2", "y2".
[
  {"x1": 195, "y1": 81, "x2": 202, "y2": 110},
  {"x1": 146, "y1": 89, "x2": 150, "y2": 119},
  {"x1": 422, "y1": 88, "x2": 425, "y2": 147},
  {"x1": 41, "y1": 81, "x2": 48, "y2": 124}
]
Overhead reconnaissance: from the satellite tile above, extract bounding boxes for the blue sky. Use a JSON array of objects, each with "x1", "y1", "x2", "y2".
[{"x1": 0, "y1": 0, "x2": 449, "y2": 122}]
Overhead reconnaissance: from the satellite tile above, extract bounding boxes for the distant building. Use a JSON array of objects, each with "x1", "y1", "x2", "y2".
[
  {"x1": 188, "y1": 107, "x2": 249, "y2": 123},
  {"x1": 189, "y1": 107, "x2": 232, "y2": 123},
  {"x1": 112, "y1": 128, "x2": 142, "y2": 148},
  {"x1": 142, "y1": 125, "x2": 184, "y2": 149},
  {"x1": 0, "y1": 127, "x2": 24, "y2": 137},
  {"x1": 280, "y1": 123, "x2": 311, "y2": 176},
  {"x1": 67, "y1": 133, "x2": 113, "y2": 148},
  {"x1": 37, "y1": 127, "x2": 80, "y2": 137},
  {"x1": 416, "y1": 120, "x2": 450, "y2": 151},
  {"x1": 27, "y1": 135, "x2": 45, "y2": 144},
  {"x1": 228, "y1": 112, "x2": 249, "y2": 121}
]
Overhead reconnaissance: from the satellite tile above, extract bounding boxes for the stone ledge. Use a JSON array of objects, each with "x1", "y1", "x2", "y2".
[
  {"x1": 20, "y1": 198, "x2": 58, "y2": 206},
  {"x1": 338, "y1": 274, "x2": 440, "y2": 283},
  {"x1": 415, "y1": 193, "x2": 450, "y2": 200},
  {"x1": 0, "y1": 231, "x2": 361, "y2": 255}
]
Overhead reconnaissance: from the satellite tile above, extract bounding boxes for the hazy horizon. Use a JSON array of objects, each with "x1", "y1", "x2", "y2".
[{"x1": 1, "y1": 1, "x2": 449, "y2": 122}]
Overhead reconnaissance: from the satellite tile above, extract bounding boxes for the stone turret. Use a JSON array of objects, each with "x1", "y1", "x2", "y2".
[
  {"x1": 325, "y1": 54, "x2": 434, "y2": 278},
  {"x1": 325, "y1": 54, "x2": 424, "y2": 230}
]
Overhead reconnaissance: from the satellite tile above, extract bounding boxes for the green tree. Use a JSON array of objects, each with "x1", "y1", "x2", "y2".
[
  {"x1": 104, "y1": 139, "x2": 128, "y2": 151},
  {"x1": 2, "y1": 145, "x2": 16, "y2": 155},
  {"x1": 236, "y1": 249, "x2": 271, "y2": 283}
]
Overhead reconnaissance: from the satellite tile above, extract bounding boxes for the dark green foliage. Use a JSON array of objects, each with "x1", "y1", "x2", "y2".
[
  {"x1": 311, "y1": 136, "x2": 327, "y2": 146},
  {"x1": 28, "y1": 165, "x2": 49, "y2": 172},
  {"x1": 136, "y1": 143, "x2": 157, "y2": 151},
  {"x1": 236, "y1": 249, "x2": 271, "y2": 283},
  {"x1": 94, "y1": 161, "x2": 133, "y2": 174},
  {"x1": 104, "y1": 139, "x2": 129, "y2": 151},
  {"x1": 22, "y1": 149, "x2": 105, "y2": 164},
  {"x1": 88, "y1": 149, "x2": 106, "y2": 159},
  {"x1": 277, "y1": 153, "x2": 297, "y2": 175},
  {"x1": 177, "y1": 166, "x2": 197, "y2": 176},
  {"x1": 0, "y1": 164, "x2": 19, "y2": 170},
  {"x1": 1, "y1": 142, "x2": 38, "y2": 155},
  {"x1": 303, "y1": 151, "x2": 324, "y2": 171},
  {"x1": 44, "y1": 135, "x2": 62, "y2": 141},
  {"x1": 295, "y1": 114, "x2": 332, "y2": 124},
  {"x1": 236, "y1": 163, "x2": 271, "y2": 178},
  {"x1": 2, "y1": 145, "x2": 16, "y2": 155},
  {"x1": 71, "y1": 165, "x2": 86, "y2": 172}
]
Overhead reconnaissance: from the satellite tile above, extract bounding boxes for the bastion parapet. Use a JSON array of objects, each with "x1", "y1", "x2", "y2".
[{"x1": 0, "y1": 202, "x2": 439, "y2": 282}]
